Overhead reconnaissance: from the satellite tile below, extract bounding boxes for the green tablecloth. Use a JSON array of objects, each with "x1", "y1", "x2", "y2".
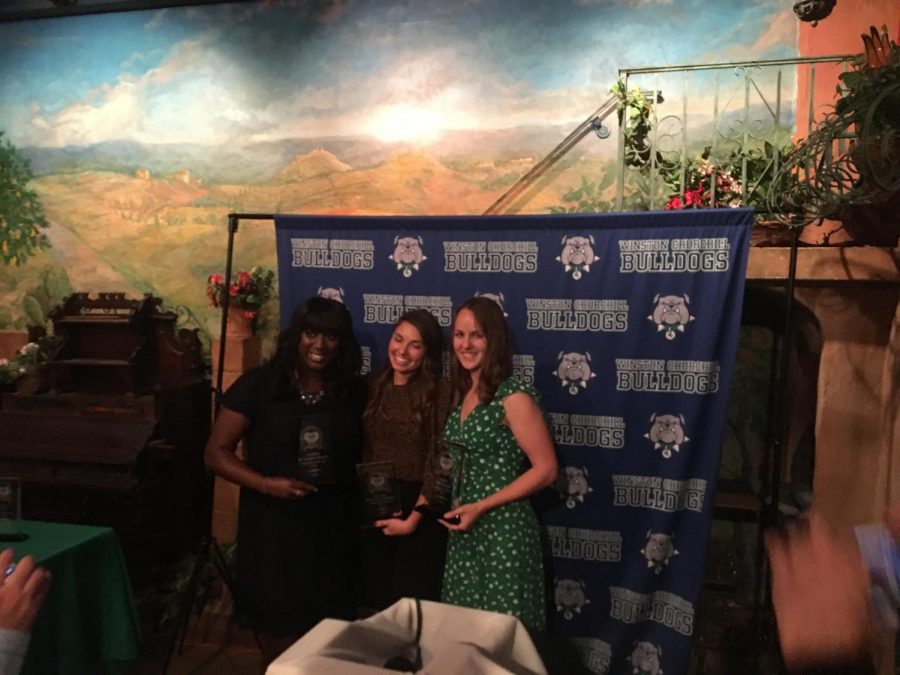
[{"x1": 6, "y1": 520, "x2": 141, "y2": 675}]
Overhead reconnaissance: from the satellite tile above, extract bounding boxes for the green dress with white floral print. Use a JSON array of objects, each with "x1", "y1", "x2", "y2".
[{"x1": 440, "y1": 377, "x2": 546, "y2": 633}]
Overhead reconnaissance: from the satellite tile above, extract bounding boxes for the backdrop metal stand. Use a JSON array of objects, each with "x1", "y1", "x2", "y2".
[
  {"x1": 178, "y1": 209, "x2": 798, "y2": 673},
  {"x1": 164, "y1": 212, "x2": 275, "y2": 673},
  {"x1": 749, "y1": 225, "x2": 803, "y2": 671},
  {"x1": 214, "y1": 213, "x2": 276, "y2": 409}
]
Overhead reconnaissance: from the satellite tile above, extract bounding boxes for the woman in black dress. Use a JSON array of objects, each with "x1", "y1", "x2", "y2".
[{"x1": 204, "y1": 297, "x2": 365, "y2": 664}]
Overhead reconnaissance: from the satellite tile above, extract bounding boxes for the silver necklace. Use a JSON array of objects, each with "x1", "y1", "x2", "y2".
[
  {"x1": 297, "y1": 387, "x2": 326, "y2": 406},
  {"x1": 294, "y1": 368, "x2": 326, "y2": 405}
]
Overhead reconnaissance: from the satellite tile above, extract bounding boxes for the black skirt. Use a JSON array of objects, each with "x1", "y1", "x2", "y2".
[
  {"x1": 358, "y1": 480, "x2": 448, "y2": 611},
  {"x1": 236, "y1": 486, "x2": 359, "y2": 637}
]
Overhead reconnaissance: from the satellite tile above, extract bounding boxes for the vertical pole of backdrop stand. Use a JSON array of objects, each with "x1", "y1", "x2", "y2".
[
  {"x1": 214, "y1": 214, "x2": 239, "y2": 412},
  {"x1": 757, "y1": 226, "x2": 801, "y2": 634},
  {"x1": 163, "y1": 212, "x2": 269, "y2": 675},
  {"x1": 770, "y1": 227, "x2": 800, "y2": 523}
]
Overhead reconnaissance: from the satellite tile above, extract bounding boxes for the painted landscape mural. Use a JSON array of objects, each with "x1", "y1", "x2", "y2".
[{"x1": 0, "y1": 0, "x2": 798, "y2": 336}]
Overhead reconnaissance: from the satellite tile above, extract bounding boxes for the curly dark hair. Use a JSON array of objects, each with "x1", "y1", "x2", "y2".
[
  {"x1": 364, "y1": 309, "x2": 445, "y2": 425},
  {"x1": 268, "y1": 296, "x2": 362, "y2": 400},
  {"x1": 450, "y1": 296, "x2": 512, "y2": 405}
]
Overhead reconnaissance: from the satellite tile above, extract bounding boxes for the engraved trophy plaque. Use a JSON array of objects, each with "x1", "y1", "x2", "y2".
[
  {"x1": 417, "y1": 438, "x2": 466, "y2": 524},
  {"x1": 296, "y1": 414, "x2": 336, "y2": 486},
  {"x1": 357, "y1": 461, "x2": 402, "y2": 525}
]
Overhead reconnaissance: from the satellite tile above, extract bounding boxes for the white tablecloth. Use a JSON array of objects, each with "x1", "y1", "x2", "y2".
[{"x1": 266, "y1": 598, "x2": 547, "y2": 674}]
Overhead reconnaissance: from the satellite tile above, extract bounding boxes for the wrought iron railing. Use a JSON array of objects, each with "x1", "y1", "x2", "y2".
[
  {"x1": 614, "y1": 55, "x2": 855, "y2": 219},
  {"x1": 486, "y1": 54, "x2": 860, "y2": 226}
]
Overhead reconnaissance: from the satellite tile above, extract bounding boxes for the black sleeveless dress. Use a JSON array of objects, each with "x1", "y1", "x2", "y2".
[{"x1": 222, "y1": 365, "x2": 365, "y2": 636}]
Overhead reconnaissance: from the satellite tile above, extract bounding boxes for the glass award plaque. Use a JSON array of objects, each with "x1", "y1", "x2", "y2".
[
  {"x1": 296, "y1": 414, "x2": 336, "y2": 486},
  {"x1": 0, "y1": 477, "x2": 27, "y2": 541},
  {"x1": 417, "y1": 439, "x2": 466, "y2": 523},
  {"x1": 357, "y1": 461, "x2": 401, "y2": 524}
]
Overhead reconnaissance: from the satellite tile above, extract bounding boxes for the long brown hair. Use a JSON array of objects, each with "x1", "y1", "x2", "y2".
[
  {"x1": 364, "y1": 309, "x2": 444, "y2": 425},
  {"x1": 450, "y1": 296, "x2": 512, "y2": 404}
]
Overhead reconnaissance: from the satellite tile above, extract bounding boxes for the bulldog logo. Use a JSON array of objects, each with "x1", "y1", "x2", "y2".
[
  {"x1": 648, "y1": 294, "x2": 694, "y2": 340},
  {"x1": 299, "y1": 425, "x2": 324, "y2": 452},
  {"x1": 645, "y1": 413, "x2": 689, "y2": 459},
  {"x1": 556, "y1": 235, "x2": 597, "y2": 280},
  {"x1": 389, "y1": 236, "x2": 427, "y2": 277},
  {"x1": 367, "y1": 473, "x2": 388, "y2": 490},
  {"x1": 317, "y1": 286, "x2": 345, "y2": 303},
  {"x1": 555, "y1": 466, "x2": 593, "y2": 509},
  {"x1": 556, "y1": 351, "x2": 596, "y2": 395},
  {"x1": 554, "y1": 578, "x2": 590, "y2": 620},
  {"x1": 641, "y1": 531, "x2": 679, "y2": 575},
  {"x1": 475, "y1": 291, "x2": 508, "y2": 317},
  {"x1": 628, "y1": 641, "x2": 663, "y2": 675},
  {"x1": 438, "y1": 452, "x2": 454, "y2": 472}
]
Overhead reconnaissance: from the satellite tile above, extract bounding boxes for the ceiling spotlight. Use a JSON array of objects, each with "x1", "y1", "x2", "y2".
[{"x1": 793, "y1": 0, "x2": 836, "y2": 27}]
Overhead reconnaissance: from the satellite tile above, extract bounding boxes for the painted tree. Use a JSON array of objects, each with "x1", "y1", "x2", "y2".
[{"x1": 0, "y1": 132, "x2": 49, "y2": 265}]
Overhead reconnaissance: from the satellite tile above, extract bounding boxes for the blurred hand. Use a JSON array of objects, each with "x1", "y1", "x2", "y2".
[
  {"x1": 264, "y1": 477, "x2": 317, "y2": 500},
  {"x1": 0, "y1": 550, "x2": 51, "y2": 634},
  {"x1": 441, "y1": 502, "x2": 485, "y2": 532},
  {"x1": 886, "y1": 502, "x2": 900, "y2": 542},
  {"x1": 376, "y1": 516, "x2": 417, "y2": 537},
  {"x1": 765, "y1": 512, "x2": 874, "y2": 671}
]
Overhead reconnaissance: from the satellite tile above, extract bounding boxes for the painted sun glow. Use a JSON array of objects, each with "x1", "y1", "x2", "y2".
[{"x1": 367, "y1": 102, "x2": 450, "y2": 144}]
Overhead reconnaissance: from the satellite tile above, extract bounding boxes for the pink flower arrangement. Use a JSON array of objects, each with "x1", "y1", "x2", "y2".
[
  {"x1": 206, "y1": 266, "x2": 275, "y2": 318},
  {"x1": 666, "y1": 159, "x2": 743, "y2": 211}
]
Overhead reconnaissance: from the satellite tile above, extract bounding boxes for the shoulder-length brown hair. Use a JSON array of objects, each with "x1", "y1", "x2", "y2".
[
  {"x1": 450, "y1": 296, "x2": 512, "y2": 405},
  {"x1": 364, "y1": 308, "x2": 445, "y2": 425}
]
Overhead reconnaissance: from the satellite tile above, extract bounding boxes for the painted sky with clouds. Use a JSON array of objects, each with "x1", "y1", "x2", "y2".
[{"x1": 0, "y1": 0, "x2": 796, "y2": 148}]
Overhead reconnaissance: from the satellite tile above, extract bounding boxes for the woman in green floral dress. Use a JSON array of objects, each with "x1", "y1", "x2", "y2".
[{"x1": 440, "y1": 297, "x2": 558, "y2": 633}]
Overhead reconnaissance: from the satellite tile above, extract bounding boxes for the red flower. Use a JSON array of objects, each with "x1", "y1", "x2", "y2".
[
  {"x1": 684, "y1": 188, "x2": 703, "y2": 207},
  {"x1": 666, "y1": 196, "x2": 684, "y2": 210},
  {"x1": 207, "y1": 268, "x2": 273, "y2": 314}
]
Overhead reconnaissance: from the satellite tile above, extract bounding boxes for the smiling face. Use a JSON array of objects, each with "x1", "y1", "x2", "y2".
[
  {"x1": 389, "y1": 321, "x2": 426, "y2": 384},
  {"x1": 297, "y1": 328, "x2": 339, "y2": 373},
  {"x1": 452, "y1": 308, "x2": 488, "y2": 374}
]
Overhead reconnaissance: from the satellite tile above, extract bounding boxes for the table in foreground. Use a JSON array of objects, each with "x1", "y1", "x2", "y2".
[
  {"x1": 5, "y1": 519, "x2": 141, "y2": 675},
  {"x1": 267, "y1": 598, "x2": 546, "y2": 674}
]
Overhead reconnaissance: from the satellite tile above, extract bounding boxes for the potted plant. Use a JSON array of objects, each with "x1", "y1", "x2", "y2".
[
  {"x1": 0, "y1": 335, "x2": 62, "y2": 394},
  {"x1": 833, "y1": 25, "x2": 900, "y2": 245},
  {"x1": 658, "y1": 144, "x2": 801, "y2": 245},
  {"x1": 773, "y1": 25, "x2": 900, "y2": 245},
  {"x1": 662, "y1": 154, "x2": 744, "y2": 211},
  {"x1": 836, "y1": 25, "x2": 900, "y2": 143},
  {"x1": 206, "y1": 266, "x2": 276, "y2": 336}
]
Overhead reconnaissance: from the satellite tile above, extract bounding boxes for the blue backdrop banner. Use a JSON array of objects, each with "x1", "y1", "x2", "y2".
[{"x1": 274, "y1": 209, "x2": 752, "y2": 674}]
